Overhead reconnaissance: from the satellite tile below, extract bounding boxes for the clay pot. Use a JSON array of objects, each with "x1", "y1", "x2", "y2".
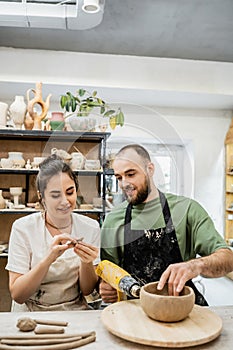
[
  {"x1": 8, "y1": 152, "x2": 25, "y2": 168},
  {"x1": 0, "y1": 158, "x2": 14, "y2": 169},
  {"x1": 0, "y1": 190, "x2": 6, "y2": 209},
  {"x1": 84, "y1": 159, "x2": 100, "y2": 170},
  {"x1": 70, "y1": 152, "x2": 85, "y2": 170},
  {"x1": 140, "y1": 281, "x2": 195, "y2": 322},
  {"x1": 66, "y1": 115, "x2": 97, "y2": 132},
  {"x1": 49, "y1": 112, "x2": 65, "y2": 131}
]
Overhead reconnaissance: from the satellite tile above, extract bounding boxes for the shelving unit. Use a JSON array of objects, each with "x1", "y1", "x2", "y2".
[
  {"x1": 0, "y1": 129, "x2": 111, "y2": 311},
  {"x1": 225, "y1": 119, "x2": 233, "y2": 246}
]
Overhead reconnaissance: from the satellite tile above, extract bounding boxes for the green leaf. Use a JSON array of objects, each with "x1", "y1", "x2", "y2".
[
  {"x1": 65, "y1": 100, "x2": 71, "y2": 112},
  {"x1": 88, "y1": 101, "x2": 102, "y2": 107},
  {"x1": 100, "y1": 106, "x2": 105, "y2": 114},
  {"x1": 80, "y1": 105, "x2": 86, "y2": 111},
  {"x1": 97, "y1": 98, "x2": 105, "y2": 105},
  {"x1": 80, "y1": 102, "x2": 87, "y2": 108},
  {"x1": 92, "y1": 91, "x2": 97, "y2": 97},
  {"x1": 104, "y1": 110, "x2": 115, "y2": 117},
  {"x1": 78, "y1": 89, "x2": 86, "y2": 97},
  {"x1": 71, "y1": 97, "x2": 77, "y2": 112},
  {"x1": 118, "y1": 111, "x2": 125, "y2": 126},
  {"x1": 60, "y1": 95, "x2": 67, "y2": 109}
]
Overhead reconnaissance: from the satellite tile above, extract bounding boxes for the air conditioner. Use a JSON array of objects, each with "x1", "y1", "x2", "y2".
[{"x1": 0, "y1": 0, "x2": 105, "y2": 30}]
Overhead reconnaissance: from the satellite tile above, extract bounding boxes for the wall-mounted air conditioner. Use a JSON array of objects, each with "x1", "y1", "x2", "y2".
[{"x1": 0, "y1": 0, "x2": 105, "y2": 30}]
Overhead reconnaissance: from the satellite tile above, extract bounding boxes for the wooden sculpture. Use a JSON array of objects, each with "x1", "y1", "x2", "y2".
[{"x1": 27, "y1": 82, "x2": 52, "y2": 130}]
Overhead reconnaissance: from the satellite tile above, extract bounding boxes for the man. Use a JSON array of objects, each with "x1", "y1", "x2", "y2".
[{"x1": 100, "y1": 144, "x2": 233, "y2": 305}]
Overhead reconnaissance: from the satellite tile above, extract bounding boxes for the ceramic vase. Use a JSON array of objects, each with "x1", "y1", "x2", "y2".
[
  {"x1": 0, "y1": 190, "x2": 6, "y2": 209},
  {"x1": 0, "y1": 102, "x2": 8, "y2": 128},
  {"x1": 9, "y1": 95, "x2": 27, "y2": 129}
]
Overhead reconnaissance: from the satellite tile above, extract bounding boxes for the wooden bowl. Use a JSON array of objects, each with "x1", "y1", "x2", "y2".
[{"x1": 140, "y1": 281, "x2": 195, "y2": 322}]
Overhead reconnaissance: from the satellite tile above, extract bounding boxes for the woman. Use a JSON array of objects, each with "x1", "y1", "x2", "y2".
[{"x1": 6, "y1": 154, "x2": 100, "y2": 311}]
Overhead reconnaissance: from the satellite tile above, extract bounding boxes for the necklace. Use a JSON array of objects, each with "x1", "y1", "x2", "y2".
[
  {"x1": 45, "y1": 213, "x2": 72, "y2": 230},
  {"x1": 45, "y1": 220, "x2": 71, "y2": 230}
]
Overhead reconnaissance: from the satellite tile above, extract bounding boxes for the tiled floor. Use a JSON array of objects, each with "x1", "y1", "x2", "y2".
[{"x1": 195, "y1": 276, "x2": 233, "y2": 306}]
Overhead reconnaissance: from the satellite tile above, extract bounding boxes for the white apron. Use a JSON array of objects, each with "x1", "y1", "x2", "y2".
[{"x1": 12, "y1": 226, "x2": 89, "y2": 312}]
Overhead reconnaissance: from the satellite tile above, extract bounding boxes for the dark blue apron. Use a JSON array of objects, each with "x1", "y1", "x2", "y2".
[{"x1": 119, "y1": 190, "x2": 208, "y2": 306}]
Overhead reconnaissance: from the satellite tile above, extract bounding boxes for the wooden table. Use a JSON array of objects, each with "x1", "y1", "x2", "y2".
[{"x1": 0, "y1": 306, "x2": 233, "y2": 349}]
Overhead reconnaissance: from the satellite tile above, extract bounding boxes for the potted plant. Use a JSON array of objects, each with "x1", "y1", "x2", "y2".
[{"x1": 60, "y1": 89, "x2": 124, "y2": 131}]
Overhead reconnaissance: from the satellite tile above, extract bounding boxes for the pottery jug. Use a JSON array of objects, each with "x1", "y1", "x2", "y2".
[
  {"x1": 27, "y1": 82, "x2": 51, "y2": 130},
  {"x1": 0, "y1": 102, "x2": 8, "y2": 128},
  {"x1": 9, "y1": 96, "x2": 27, "y2": 129},
  {"x1": 0, "y1": 190, "x2": 6, "y2": 209}
]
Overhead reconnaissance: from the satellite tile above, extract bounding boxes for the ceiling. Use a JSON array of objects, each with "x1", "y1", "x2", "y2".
[
  {"x1": 0, "y1": 0, "x2": 233, "y2": 62},
  {"x1": 0, "y1": 0, "x2": 233, "y2": 109}
]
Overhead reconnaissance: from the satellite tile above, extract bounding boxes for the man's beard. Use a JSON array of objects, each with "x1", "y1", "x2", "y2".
[{"x1": 123, "y1": 178, "x2": 150, "y2": 206}]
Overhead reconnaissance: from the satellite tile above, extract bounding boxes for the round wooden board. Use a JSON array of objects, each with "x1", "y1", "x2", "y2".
[{"x1": 101, "y1": 300, "x2": 222, "y2": 348}]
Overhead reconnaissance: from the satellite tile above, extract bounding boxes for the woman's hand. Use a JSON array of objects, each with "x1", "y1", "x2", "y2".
[
  {"x1": 49, "y1": 233, "x2": 77, "y2": 262},
  {"x1": 73, "y1": 241, "x2": 98, "y2": 264},
  {"x1": 76, "y1": 241, "x2": 99, "y2": 295},
  {"x1": 99, "y1": 280, "x2": 118, "y2": 303}
]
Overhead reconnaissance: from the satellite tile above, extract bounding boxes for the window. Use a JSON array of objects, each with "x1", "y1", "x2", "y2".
[{"x1": 106, "y1": 138, "x2": 190, "y2": 196}]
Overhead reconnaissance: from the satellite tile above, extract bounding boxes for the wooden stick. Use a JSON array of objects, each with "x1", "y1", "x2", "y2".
[
  {"x1": 0, "y1": 332, "x2": 96, "y2": 350},
  {"x1": 1, "y1": 336, "x2": 82, "y2": 346},
  {"x1": 34, "y1": 326, "x2": 64, "y2": 334},
  {"x1": 33, "y1": 320, "x2": 68, "y2": 327},
  {"x1": 0, "y1": 331, "x2": 94, "y2": 340}
]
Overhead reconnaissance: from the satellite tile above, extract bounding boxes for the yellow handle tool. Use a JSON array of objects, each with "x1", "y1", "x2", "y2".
[{"x1": 96, "y1": 260, "x2": 140, "y2": 301}]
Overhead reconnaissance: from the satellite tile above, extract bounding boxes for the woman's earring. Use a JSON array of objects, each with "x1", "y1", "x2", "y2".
[{"x1": 37, "y1": 191, "x2": 42, "y2": 201}]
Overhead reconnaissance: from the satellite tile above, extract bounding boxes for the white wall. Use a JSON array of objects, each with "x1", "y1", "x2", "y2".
[{"x1": 158, "y1": 108, "x2": 232, "y2": 234}]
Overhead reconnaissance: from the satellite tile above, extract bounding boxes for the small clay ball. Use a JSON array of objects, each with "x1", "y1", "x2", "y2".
[{"x1": 16, "y1": 317, "x2": 37, "y2": 332}]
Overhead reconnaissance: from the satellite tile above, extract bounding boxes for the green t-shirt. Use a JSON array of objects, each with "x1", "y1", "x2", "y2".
[{"x1": 101, "y1": 193, "x2": 228, "y2": 265}]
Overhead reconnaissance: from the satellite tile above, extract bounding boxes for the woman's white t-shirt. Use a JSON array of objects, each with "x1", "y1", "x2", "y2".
[{"x1": 6, "y1": 212, "x2": 100, "y2": 311}]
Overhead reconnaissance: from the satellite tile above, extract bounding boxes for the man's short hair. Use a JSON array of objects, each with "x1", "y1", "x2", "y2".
[{"x1": 116, "y1": 144, "x2": 151, "y2": 162}]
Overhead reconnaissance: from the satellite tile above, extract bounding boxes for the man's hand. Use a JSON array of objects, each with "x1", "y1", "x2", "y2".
[
  {"x1": 157, "y1": 248, "x2": 233, "y2": 295},
  {"x1": 99, "y1": 280, "x2": 118, "y2": 303},
  {"x1": 157, "y1": 260, "x2": 202, "y2": 295}
]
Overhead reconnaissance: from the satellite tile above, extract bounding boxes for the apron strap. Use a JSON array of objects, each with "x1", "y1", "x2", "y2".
[
  {"x1": 158, "y1": 190, "x2": 174, "y2": 232},
  {"x1": 124, "y1": 202, "x2": 133, "y2": 226}
]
